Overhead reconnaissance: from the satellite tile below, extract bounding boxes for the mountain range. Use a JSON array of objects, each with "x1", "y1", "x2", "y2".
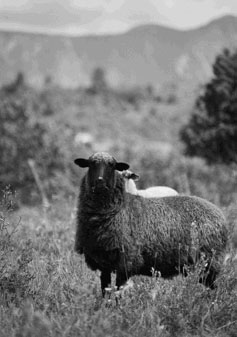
[{"x1": 0, "y1": 15, "x2": 237, "y2": 90}]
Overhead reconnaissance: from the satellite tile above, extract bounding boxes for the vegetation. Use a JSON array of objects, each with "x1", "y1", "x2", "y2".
[
  {"x1": 0, "y1": 70, "x2": 189, "y2": 205},
  {"x1": 88, "y1": 67, "x2": 109, "y2": 94},
  {"x1": 0, "y1": 189, "x2": 236, "y2": 337},
  {"x1": 180, "y1": 48, "x2": 237, "y2": 164},
  {"x1": 0, "y1": 73, "x2": 71, "y2": 203},
  {"x1": 0, "y1": 48, "x2": 237, "y2": 336}
]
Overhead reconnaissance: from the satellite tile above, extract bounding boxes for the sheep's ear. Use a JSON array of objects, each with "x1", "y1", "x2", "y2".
[
  {"x1": 74, "y1": 158, "x2": 89, "y2": 167},
  {"x1": 130, "y1": 173, "x2": 140, "y2": 181},
  {"x1": 115, "y1": 162, "x2": 129, "y2": 171}
]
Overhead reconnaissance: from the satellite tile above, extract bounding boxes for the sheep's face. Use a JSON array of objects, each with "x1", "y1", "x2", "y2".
[
  {"x1": 121, "y1": 170, "x2": 140, "y2": 181},
  {"x1": 74, "y1": 152, "x2": 129, "y2": 192}
]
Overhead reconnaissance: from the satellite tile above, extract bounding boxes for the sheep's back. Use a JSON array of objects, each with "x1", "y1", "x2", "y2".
[
  {"x1": 123, "y1": 194, "x2": 227, "y2": 255},
  {"x1": 141, "y1": 186, "x2": 178, "y2": 198}
]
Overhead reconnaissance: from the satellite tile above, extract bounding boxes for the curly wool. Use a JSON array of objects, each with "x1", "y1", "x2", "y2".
[{"x1": 75, "y1": 172, "x2": 227, "y2": 284}]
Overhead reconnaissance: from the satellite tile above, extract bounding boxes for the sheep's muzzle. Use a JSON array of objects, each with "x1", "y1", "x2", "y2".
[{"x1": 92, "y1": 177, "x2": 109, "y2": 192}]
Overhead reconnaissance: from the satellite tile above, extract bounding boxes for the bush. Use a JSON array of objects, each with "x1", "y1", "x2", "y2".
[
  {"x1": 0, "y1": 188, "x2": 34, "y2": 304},
  {"x1": 87, "y1": 67, "x2": 109, "y2": 94},
  {"x1": 0, "y1": 75, "x2": 68, "y2": 204},
  {"x1": 125, "y1": 148, "x2": 236, "y2": 207}
]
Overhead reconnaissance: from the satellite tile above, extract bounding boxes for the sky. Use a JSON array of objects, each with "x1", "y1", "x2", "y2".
[{"x1": 0, "y1": 0, "x2": 236, "y2": 35}]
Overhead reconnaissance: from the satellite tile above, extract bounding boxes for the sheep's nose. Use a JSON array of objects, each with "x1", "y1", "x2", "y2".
[{"x1": 95, "y1": 176, "x2": 105, "y2": 187}]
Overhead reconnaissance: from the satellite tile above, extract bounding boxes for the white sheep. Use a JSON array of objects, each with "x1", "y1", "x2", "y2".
[{"x1": 121, "y1": 170, "x2": 178, "y2": 198}]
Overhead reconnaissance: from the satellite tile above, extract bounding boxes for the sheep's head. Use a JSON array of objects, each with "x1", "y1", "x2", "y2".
[
  {"x1": 74, "y1": 152, "x2": 129, "y2": 192},
  {"x1": 121, "y1": 170, "x2": 140, "y2": 181},
  {"x1": 121, "y1": 170, "x2": 140, "y2": 194}
]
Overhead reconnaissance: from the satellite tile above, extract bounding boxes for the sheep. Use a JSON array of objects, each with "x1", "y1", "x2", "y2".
[
  {"x1": 121, "y1": 170, "x2": 178, "y2": 197},
  {"x1": 74, "y1": 152, "x2": 228, "y2": 296}
]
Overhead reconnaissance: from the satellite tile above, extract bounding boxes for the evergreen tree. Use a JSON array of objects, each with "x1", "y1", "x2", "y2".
[
  {"x1": 90, "y1": 67, "x2": 108, "y2": 93},
  {"x1": 180, "y1": 48, "x2": 237, "y2": 164}
]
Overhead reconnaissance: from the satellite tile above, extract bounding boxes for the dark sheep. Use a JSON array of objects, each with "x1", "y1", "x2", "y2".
[{"x1": 74, "y1": 152, "x2": 228, "y2": 295}]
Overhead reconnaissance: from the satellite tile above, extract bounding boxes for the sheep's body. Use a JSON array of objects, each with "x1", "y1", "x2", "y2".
[
  {"x1": 124, "y1": 178, "x2": 178, "y2": 198},
  {"x1": 75, "y1": 154, "x2": 227, "y2": 294}
]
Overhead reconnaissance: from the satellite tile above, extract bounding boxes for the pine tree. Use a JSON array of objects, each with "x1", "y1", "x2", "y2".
[
  {"x1": 90, "y1": 67, "x2": 108, "y2": 93},
  {"x1": 180, "y1": 48, "x2": 237, "y2": 164}
]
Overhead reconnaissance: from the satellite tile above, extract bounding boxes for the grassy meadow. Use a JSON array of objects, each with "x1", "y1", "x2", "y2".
[
  {"x1": 0, "y1": 189, "x2": 237, "y2": 337},
  {"x1": 0, "y1": 77, "x2": 237, "y2": 336}
]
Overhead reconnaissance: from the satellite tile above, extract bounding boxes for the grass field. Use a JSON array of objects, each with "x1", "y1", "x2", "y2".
[
  {"x1": 0, "y1": 79, "x2": 237, "y2": 336},
  {"x1": 0, "y1": 190, "x2": 237, "y2": 337}
]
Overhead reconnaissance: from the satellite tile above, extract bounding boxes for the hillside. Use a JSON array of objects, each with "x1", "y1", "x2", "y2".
[{"x1": 0, "y1": 15, "x2": 237, "y2": 89}]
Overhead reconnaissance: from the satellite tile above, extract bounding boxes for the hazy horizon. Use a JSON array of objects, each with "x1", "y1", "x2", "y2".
[{"x1": 0, "y1": 0, "x2": 237, "y2": 36}]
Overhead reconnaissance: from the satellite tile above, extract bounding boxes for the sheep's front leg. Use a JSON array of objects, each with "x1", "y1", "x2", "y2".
[
  {"x1": 116, "y1": 272, "x2": 128, "y2": 290},
  {"x1": 101, "y1": 269, "x2": 111, "y2": 297}
]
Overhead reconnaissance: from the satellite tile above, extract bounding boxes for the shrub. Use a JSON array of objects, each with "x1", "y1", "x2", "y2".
[
  {"x1": 0, "y1": 188, "x2": 34, "y2": 304},
  {"x1": 0, "y1": 75, "x2": 68, "y2": 204}
]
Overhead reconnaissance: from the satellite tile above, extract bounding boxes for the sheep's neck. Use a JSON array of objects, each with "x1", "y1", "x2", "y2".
[
  {"x1": 85, "y1": 193, "x2": 123, "y2": 215},
  {"x1": 125, "y1": 179, "x2": 138, "y2": 194}
]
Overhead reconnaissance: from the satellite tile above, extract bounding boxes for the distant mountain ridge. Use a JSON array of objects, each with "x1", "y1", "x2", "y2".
[{"x1": 0, "y1": 15, "x2": 237, "y2": 90}]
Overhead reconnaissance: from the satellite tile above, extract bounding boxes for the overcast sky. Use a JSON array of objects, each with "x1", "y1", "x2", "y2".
[{"x1": 0, "y1": 0, "x2": 236, "y2": 35}]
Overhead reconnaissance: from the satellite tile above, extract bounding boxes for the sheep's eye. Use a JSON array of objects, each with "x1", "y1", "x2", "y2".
[{"x1": 90, "y1": 162, "x2": 96, "y2": 169}]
